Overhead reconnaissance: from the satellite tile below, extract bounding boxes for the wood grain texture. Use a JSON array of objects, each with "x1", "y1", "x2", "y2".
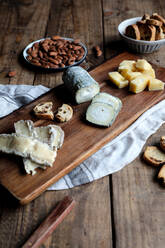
[
  {"x1": 1, "y1": 0, "x2": 165, "y2": 247},
  {"x1": 1, "y1": 52, "x2": 165, "y2": 204},
  {"x1": 22, "y1": 196, "x2": 75, "y2": 248},
  {"x1": 0, "y1": 0, "x2": 112, "y2": 248},
  {"x1": 103, "y1": 1, "x2": 165, "y2": 248}
]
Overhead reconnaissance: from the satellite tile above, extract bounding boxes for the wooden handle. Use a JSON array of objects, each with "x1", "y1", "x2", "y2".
[{"x1": 22, "y1": 196, "x2": 75, "y2": 248}]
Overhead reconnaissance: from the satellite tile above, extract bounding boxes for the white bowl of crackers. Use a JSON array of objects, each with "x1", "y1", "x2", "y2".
[{"x1": 118, "y1": 13, "x2": 165, "y2": 53}]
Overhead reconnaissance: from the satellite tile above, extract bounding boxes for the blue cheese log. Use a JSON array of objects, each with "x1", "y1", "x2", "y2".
[
  {"x1": 62, "y1": 66, "x2": 100, "y2": 104},
  {"x1": 86, "y1": 92, "x2": 122, "y2": 127}
]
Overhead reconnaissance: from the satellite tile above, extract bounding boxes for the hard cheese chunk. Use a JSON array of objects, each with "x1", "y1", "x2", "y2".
[
  {"x1": 118, "y1": 60, "x2": 136, "y2": 72},
  {"x1": 108, "y1": 72, "x2": 129, "y2": 88},
  {"x1": 129, "y1": 75, "x2": 149, "y2": 93},
  {"x1": 142, "y1": 68, "x2": 155, "y2": 78},
  {"x1": 135, "y1": 59, "x2": 152, "y2": 71},
  {"x1": 121, "y1": 71, "x2": 142, "y2": 81},
  {"x1": 148, "y1": 78, "x2": 164, "y2": 91},
  {"x1": 0, "y1": 134, "x2": 56, "y2": 166}
]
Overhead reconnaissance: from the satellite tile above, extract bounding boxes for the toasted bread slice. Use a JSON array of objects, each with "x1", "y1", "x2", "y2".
[
  {"x1": 55, "y1": 104, "x2": 73, "y2": 122},
  {"x1": 125, "y1": 24, "x2": 141, "y2": 40},
  {"x1": 158, "y1": 164, "x2": 165, "y2": 184},
  {"x1": 146, "y1": 19, "x2": 162, "y2": 27},
  {"x1": 33, "y1": 102, "x2": 54, "y2": 120},
  {"x1": 160, "y1": 136, "x2": 165, "y2": 152},
  {"x1": 151, "y1": 13, "x2": 165, "y2": 25},
  {"x1": 155, "y1": 26, "x2": 165, "y2": 40},
  {"x1": 143, "y1": 146, "x2": 165, "y2": 166},
  {"x1": 142, "y1": 13, "x2": 150, "y2": 21},
  {"x1": 138, "y1": 24, "x2": 156, "y2": 41}
]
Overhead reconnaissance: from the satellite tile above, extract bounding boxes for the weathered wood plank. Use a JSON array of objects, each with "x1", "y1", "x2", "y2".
[
  {"x1": 33, "y1": 0, "x2": 105, "y2": 88},
  {"x1": 0, "y1": 0, "x2": 51, "y2": 85},
  {"x1": 103, "y1": 0, "x2": 165, "y2": 247},
  {"x1": 0, "y1": 1, "x2": 112, "y2": 248}
]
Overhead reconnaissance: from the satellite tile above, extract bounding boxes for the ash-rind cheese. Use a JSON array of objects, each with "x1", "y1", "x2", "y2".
[
  {"x1": 86, "y1": 92, "x2": 122, "y2": 127},
  {"x1": 62, "y1": 66, "x2": 100, "y2": 104}
]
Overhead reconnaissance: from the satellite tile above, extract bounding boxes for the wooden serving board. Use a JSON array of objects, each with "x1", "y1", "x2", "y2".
[{"x1": 0, "y1": 52, "x2": 165, "y2": 204}]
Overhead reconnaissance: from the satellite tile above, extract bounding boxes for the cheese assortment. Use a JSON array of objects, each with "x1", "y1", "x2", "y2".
[
  {"x1": 108, "y1": 59, "x2": 164, "y2": 93},
  {"x1": 86, "y1": 92, "x2": 122, "y2": 127}
]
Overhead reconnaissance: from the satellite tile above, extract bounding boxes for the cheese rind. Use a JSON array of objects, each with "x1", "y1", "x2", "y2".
[
  {"x1": 148, "y1": 78, "x2": 164, "y2": 91},
  {"x1": 0, "y1": 134, "x2": 56, "y2": 166},
  {"x1": 129, "y1": 75, "x2": 149, "y2": 93},
  {"x1": 91, "y1": 92, "x2": 122, "y2": 114},
  {"x1": 15, "y1": 120, "x2": 64, "y2": 150},
  {"x1": 108, "y1": 72, "x2": 129, "y2": 88},
  {"x1": 62, "y1": 66, "x2": 100, "y2": 104},
  {"x1": 14, "y1": 120, "x2": 64, "y2": 175}
]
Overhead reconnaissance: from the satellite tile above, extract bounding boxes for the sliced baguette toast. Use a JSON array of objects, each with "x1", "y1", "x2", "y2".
[{"x1": 143, "y1": 146, "x2": 165, "y2": 166}]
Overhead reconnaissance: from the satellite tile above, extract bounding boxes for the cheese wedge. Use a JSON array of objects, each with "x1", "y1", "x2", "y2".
[
  {"x1": 14, "y1": 120, "x2": 64, "y2": 175},
  {"x1": 118, "y1": 60, "x2": 136, "y2": 72},
  {"x1": 121, "y1": 71, "x2": 142, "y2": 81},
  {"x1": 0, "y1": 134, "x2": 56, "y2": 166},
  {"x1": 108, "y1": 72, "x2": 129, "y2": 88},
  {"x1": 129, "y1": 75, "x2": 149, "y2": 93},
  {"x1": 148, "y1": 78, "x2": 164, "y2": 91},
  {"x1": 135, "y1": 59, "x2": 152, "y2": 71}
]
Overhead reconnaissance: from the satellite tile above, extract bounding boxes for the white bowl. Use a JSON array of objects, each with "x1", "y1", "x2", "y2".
[{"x1": 118, "y1": 17, "x2": 165, "y2": 53}]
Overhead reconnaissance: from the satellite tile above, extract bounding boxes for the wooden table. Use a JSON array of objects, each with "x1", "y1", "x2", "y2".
[{"x1": 0, "y1": 0, "x2": 165, "y2": 247}]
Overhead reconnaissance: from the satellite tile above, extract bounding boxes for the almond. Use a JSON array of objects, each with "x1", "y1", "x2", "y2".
[{"x1": 8, "y1": 71, "x2": 16, "y2": 77}]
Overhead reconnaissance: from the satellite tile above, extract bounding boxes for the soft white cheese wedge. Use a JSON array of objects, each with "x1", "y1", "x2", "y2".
[
  {"x1": 86, "y1": 102, "x2": 116, "y2": 127},
  {"x1": 108, "y1": 71, "x2": 129, "y2": 88},
  {"x1": 148, "y1": 78, "x2": 164, "y2": 91},
  {"x1": 0, "y1": 134, "x2": 56, "y2": 166},
  {"x1": 14, "y1": 120, "x2": 64, "y2": 175}
]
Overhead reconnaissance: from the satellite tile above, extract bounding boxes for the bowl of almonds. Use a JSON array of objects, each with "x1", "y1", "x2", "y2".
[{"x1": 23, "y1": 36, "x2": 87, "y2": 70}]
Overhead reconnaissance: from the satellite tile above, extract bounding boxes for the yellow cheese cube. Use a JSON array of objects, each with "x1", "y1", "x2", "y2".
[
  {"x1": 135, "y1": 59, "x2": 152, "y2": 71},
  {"x1": 121, "y1": 71, "x2": 142, "y2": 81},
  {"x1": 148, "y1": 78, "x2": 164, "y2": 91},
  {"x1": 118, "y1": 60, "x2": 136, "y2": 72},
  {"x1": 108, "y1": 71, "x2": 129, "y2": 88},
  {"x1": 129, "y1": 75, "x2": 149, "y2": 93},
  {"x1": 142, "y1": 68, "x2": 155, "y2": 78}
]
